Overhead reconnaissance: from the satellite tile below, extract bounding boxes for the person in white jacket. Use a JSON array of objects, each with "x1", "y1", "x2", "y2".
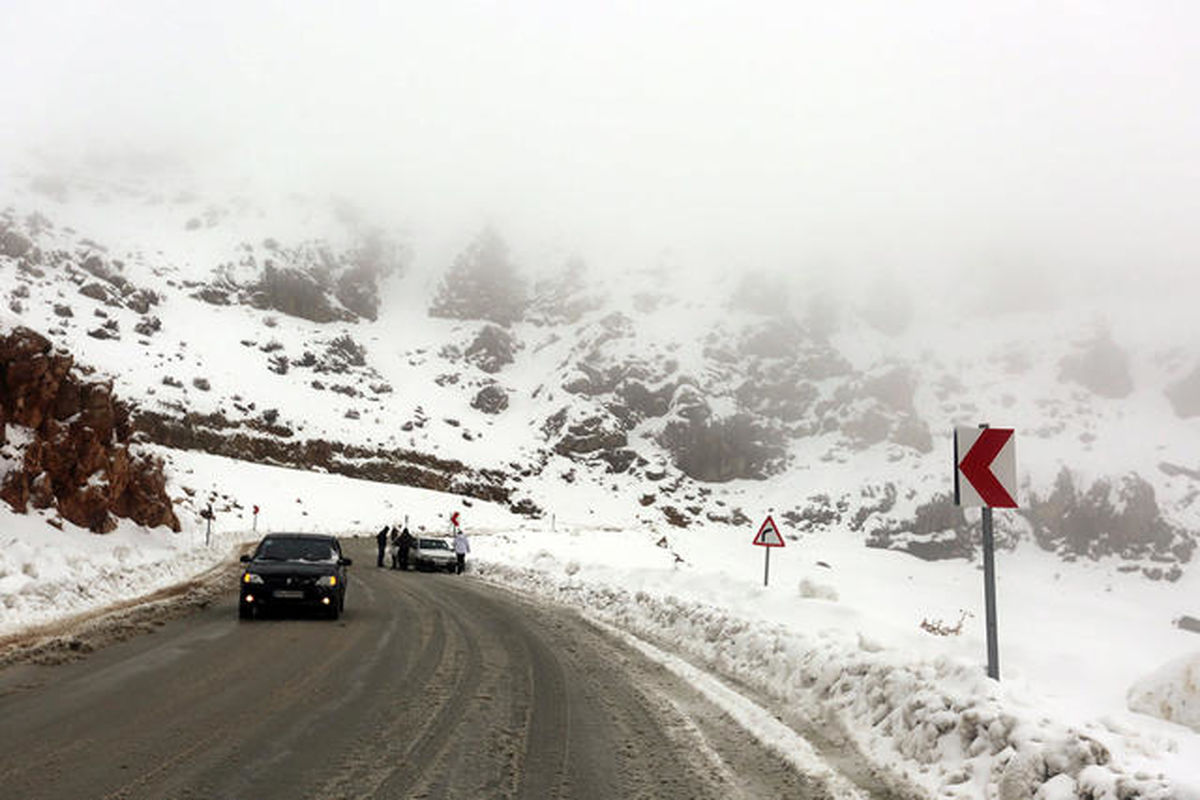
[{"x1": 452, "y1": 528, "x2": 470, "y2": 575}]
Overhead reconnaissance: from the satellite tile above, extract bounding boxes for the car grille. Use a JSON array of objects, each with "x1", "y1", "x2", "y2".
[{"x1": 263, "y1": 575, "x2": 318, "y2": 588}]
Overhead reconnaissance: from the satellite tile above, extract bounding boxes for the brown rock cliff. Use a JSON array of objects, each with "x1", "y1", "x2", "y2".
[{"x1": 0, "y1": 327, "x2": 179, "y2": 532}]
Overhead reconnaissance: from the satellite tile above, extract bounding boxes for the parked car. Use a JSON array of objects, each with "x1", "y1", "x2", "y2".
[
  {"x1": 410, "y1": 537, "x2": 456, "y2": 572},
  {"x1": 238, "y1": 533, "x2": 352, "y2": 620}
]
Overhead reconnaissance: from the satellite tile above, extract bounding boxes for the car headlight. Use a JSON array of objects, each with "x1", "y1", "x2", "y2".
[
  {"x1": 242, "y1": 573, "x2": 264, "y2": 584},
  {"x1": 316, "y1": 575, "x2": 338, "y2": 587}
]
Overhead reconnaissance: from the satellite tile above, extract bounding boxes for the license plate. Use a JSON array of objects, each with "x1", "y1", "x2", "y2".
[{"x1": 274, "y1": 590, "x2": 304, "y2": 599}]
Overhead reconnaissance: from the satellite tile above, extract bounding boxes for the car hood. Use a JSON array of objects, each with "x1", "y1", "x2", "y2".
[{"x1": 244, "y1": 561, "x2": 339, "y2": 576}]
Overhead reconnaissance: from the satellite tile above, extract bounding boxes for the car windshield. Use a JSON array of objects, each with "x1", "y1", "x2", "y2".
[
  {"x1": 417, "y1": 538, "x2": 449, "y2": 550},
  {"x1": 256, "y1": 538, "x2": 338, "y2": 562}
]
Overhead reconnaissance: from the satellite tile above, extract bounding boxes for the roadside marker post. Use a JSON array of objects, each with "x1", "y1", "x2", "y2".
[
  {"x1": 954, "y1": 424, "x2": 1018, "y2": 681},
  {"x1": 752, "y1": 516, "x2": 786, "y2": 587}
]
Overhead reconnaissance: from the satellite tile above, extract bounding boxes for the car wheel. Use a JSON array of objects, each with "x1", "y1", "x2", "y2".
[{"x1": 239, "y1": 602, "x2": 254, "y2": 621}]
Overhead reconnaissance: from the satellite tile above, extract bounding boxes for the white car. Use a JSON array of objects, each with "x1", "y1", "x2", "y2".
[{"x1": 411, "y1": 537, "x2": 456, "y2": 572}]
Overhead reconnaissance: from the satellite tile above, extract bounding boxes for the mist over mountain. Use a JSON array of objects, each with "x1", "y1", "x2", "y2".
[{"x1": 2, "y1": 161, "x2": 1198, "y2": 585}]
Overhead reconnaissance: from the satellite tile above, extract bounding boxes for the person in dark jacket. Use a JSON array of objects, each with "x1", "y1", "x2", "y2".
[
  {"x1": 376, "y1": 525, "x2": 389, "y2": 567},
  {"x1": 398, "y1": 526, "x2": 414, "y2": 571}
]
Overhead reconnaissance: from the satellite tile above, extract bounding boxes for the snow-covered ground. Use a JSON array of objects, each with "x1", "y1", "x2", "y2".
[{"x1": 2, "y1": 448, "x2": 1197, "y2": 799}]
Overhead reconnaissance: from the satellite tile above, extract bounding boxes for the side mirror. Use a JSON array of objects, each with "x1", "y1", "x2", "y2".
[
  {"x1": 240, "y1": 554, "x2": 251, "y2": 563},
  {"x1": 340, "y1": 557, "x2": 353, "y2": 567}
]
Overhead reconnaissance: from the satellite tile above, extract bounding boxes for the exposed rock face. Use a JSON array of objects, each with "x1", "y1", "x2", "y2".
[
  {"x1": 0, "y1": 327, "x2": 179, "y2": 532},
  {"x1": 471, "y1": 384, "x2": 509, "y2": 415},
  {"x1": 868, "y1": 493, "x2": 973, "y2": 561},
  {"x1": 1025, "y1": 469, "x2": 1194, "y2": 577},
  {"x1": 192, "y1": 234, "x2": 399, "y2": 323},
  {"x1": 555, "y1": 415, "x2": 628, "y2": 456},
  {"x1": 465, "y1": 325, "x2": 517, "y2": 374},
  {"x1": 816, "y1": 366, "x2": 933, "y2": 453},
  {"x1": 1059, "y1": 329, "x2": 1133, "y2": 399},
  {"x1": 131, "y1": 408, "x2": 513, "y2": 509}
]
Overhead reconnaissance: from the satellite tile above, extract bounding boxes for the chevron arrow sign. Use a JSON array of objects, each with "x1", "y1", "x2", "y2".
[{"x1": 954, "y1": 427, "x2": 1018, "y2": 508}]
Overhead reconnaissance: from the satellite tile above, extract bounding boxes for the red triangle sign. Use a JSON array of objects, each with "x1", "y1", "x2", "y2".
[{"x1": 752, "y1": 516, "x2": 785, "y2": 547}]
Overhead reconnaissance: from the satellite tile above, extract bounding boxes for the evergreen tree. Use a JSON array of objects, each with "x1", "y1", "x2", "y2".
[{"x1": 429, "y1": 227, "x2": 526, "y2": 326}]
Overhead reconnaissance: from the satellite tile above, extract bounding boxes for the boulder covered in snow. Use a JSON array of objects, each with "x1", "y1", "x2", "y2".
[{"x1": 1128, "y1": 652, "x2": 1200, "y2": 733}]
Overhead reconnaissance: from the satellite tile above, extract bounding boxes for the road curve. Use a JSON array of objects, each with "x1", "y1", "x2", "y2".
[{"x1": 0, "y1": 536, "x2": 829, "y2": 799}]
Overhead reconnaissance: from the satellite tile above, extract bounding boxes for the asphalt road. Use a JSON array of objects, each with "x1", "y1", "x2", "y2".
[{"x1": 0, "y1": 537, "x2": 832, "y2": 800}]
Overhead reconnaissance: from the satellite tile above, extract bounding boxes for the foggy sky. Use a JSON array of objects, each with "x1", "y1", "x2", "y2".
[{"x1": 3, "y1": 1, "x2": 1198, "y2": 289}]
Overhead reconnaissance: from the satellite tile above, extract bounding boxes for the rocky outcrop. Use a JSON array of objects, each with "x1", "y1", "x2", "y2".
[
  {"x1": 1059, "y1": 329, "x2": 1133, "y2": 399},
  {"x1": 0, "y1": 327, "x2": 179, "y2": 532},
  {"x1": 131, "y1": 408, "x2": 514, "y2": 509},
  {"x1": 816, "y1": 366, "x2": 933, "y2": 453},
  {"x1": 192, "y1": 234, "x2": 399, "y2": 324},
  {"x1": 867, "y1": 493, "x2": 973, "y2": 561},
  {"x1": 465, "y1": 325, "x2": 517, "y2": 374},
  {"x1": 1025, "y1": 469, "x2": 1194, "y2": 578},
  {"x1": 471, "y1": 384, "x2": 509, "y2": 415}
]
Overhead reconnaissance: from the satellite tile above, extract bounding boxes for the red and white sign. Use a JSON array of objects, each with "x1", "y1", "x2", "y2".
[
  {"x1": 955, "y1": 427, "x2": 1018, "y2": 508},
  {"x1": 253, "y1": 505, "x2": 259, "y2": 516},
  {"x1": 450, "y1": 511, "x2": 461, "y2": 528},
  {"x1": 752, "y1": 516, "x2": 785, "y2": 547}
]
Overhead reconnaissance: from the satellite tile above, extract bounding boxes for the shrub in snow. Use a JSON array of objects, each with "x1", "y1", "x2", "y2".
[{"x1": 918, "y1": 610, "x2": 971, "y2": 636}]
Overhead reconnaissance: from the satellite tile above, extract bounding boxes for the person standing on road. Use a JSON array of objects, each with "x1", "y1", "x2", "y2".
[
  {"x1": 453, "y1": 527, "x2": 470, "y2": 575},
  {"x1": 389, "y1": 526, "x2": 401, "y2": 569},
  {"x1": 376, "y1": 524, "x2": 389, "y2": 568},
  {"x1": 398, "y1": 525, "x2": 414, "y2": 571}
]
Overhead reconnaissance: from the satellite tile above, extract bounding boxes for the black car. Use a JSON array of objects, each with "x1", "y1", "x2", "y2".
[{"x1": 238, "y1": 533, "x2": 352, "y2": 620}]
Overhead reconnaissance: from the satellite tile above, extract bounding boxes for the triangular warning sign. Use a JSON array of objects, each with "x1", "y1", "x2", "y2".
[{"x1": 752, "y1": 515, "x2": 785, "y2": 547}]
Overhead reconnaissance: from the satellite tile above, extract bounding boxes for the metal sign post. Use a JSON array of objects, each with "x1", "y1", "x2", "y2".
[
  {"x1": 752, "y1": 516, "x2": 785, "y2": 587},
  {"x1": 954, "y1": 423, "x2": 1018, "y2": 682},
  {"x1": 981, "y1": 503, "x2": 999, "y2": 680}
]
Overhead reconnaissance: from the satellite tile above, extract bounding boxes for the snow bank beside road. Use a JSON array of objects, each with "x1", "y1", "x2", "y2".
[
  {"x1": 480, "y1": 558, "x2": 1184, "y2": 799},
  {"x1": 471, "y1": 522, "x2": 1200, "y2": 800},
  {"x1": 1129, "y1": 654, "x2": 1200, "y2": 735},
  {"x1": 0, "y1": 509, "x2": 242, "y2": 636}
]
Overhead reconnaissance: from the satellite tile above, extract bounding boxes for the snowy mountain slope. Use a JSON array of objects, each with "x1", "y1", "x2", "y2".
[{"x1": 3, "y1": 162, "x2": 1200, "y2": 797}]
